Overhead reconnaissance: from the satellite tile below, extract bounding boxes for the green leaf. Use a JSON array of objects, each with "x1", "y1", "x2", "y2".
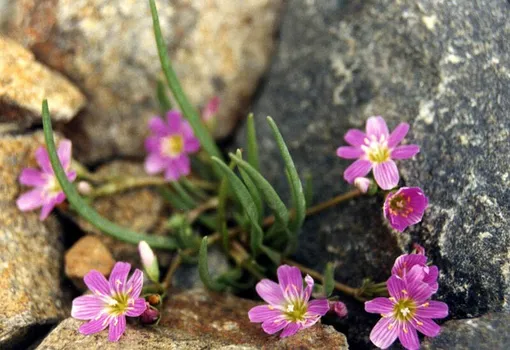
[
  {"x1": 211, "y1": 157, "x2": 264, "y2": 256},
  {"x1": 171, "y1": 181, "x2": 197, "y2": 208},
  {"x1": 245, "y1": 113, "x2": 260, "y2": 171},
  {"x1": 236, "y1": 150, "x2": 263, "y2": 223},
  {"x1": 267, "y1": 117, "x2": 306, "y2": 235},
  {"x1": 304, "y1": 172, "x2": 313, "y2": 207},
  {"x1": 148, "y1": 0, "x2": 223, "y2": 168},
  {"x1": 217, "y1": 158, "x2": 236, "y2": 252},
  {"x1": 158, "y1": 187, "x2": 189, "y2": 210},
  {"x1": 323, "y1": 262, "x2": 335, "y2": 297},
  {"x1": 42, "y1": 100, "x2": 178, "y2": 250},
  {"x1": 156, "y1": 79, "x2": 172, "y2": 113},
  {"x1": 198, "y1": 237, "x2": 227, "y2": 291}
]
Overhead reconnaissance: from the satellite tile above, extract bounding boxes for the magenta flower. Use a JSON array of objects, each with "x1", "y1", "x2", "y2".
[
  {"x1": 383, "y1": 187, "x2": 428, "y2": 232},
  {"x1": 330, "y1": 301, "x2": 348, "y2": 318},
  {"x1": 16, "y1": 140, "x2": 76, "y2": 220},
  {"x1": 365, "y1": 271, "x2": 448, "y2": 350},
  {"x1": 71, "y1": 262, "x2": 147, "y2": 342},
  {"x1": 144, "y1": 111, "x2": 200, "y2": 181},
  {"x1": 248, "y1": 265, "x2": 329, "y2": 338},
  {"x1": 392, "y1": 254, "x2": 439, "y2": 293},
  {"x1": 336, "y1": 116, "x2": 420, "y2": 190}
]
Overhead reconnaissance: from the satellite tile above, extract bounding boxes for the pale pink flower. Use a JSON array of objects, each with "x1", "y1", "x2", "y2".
[
  {"x1": 337, "y1": 116, "x2": 420, "y2": 190},
  {"x1": 354, "y1": 177, "x2": 371, "y2": 193},
  {"x1": 392, "y1": 254, "x2": 439, "y2": 293}
]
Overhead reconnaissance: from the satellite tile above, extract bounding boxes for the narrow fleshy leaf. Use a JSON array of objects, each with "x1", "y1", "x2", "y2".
[
  {"x1": 236, "y1": 150, "x2": 263, "y2": 223},
  {"x1": 246, "y1": 113, "x2": 260, "y2": 171},
  {"x1": 217, "y1": 159, "x2": 235, "y2": 252},
  {"x1": 323, "y1": 262, "x2": 335, "y2": 297},
  {"x1": 42, "y1": 100, "x2": 177, "y2": 250},
  {"x1": 156, "y1": 79, "x2": 172, "y2": 113},
  {"x1": 267, "y1": 117, "x2": 306, "y2": 234},
  {"x1": 198, "y1": 237, "x2": 226, "y2": 291},
  {"x1": 158, "y1": 187, "x2": 189, "y2": 210},
  {"x1": 304, "y1": 172, "x2": 313, "y2": 207},
  {"x1": 149, "y1": 0, "x2": 223, "y2": 169},
  {"x1": 171, "y1": 181, "x2": 197, "y2": 208}
]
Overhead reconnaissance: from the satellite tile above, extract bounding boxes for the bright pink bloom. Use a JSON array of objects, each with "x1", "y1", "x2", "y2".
[
  {"x1": 71, "y1": 262, "x2": 147, "y2": 342},
  {"x1": 383, "y1": 187, "x2": 428, "y2": 232},
  {"x1": 392, "y1": 254, "x2": 439, "y2": 293},
  {"x1": 365, "y1": 270, "x2": 448, "y2": 350},
  {"x1": 248, "y1": 265, "x2": 329, "y2": 338},
  {"x1": 337, "y1": 116, "x2": 420, "y2": 190},
  {"x1": 16, "y1": 140, "x2": 76, "y2": 220},
  {"x1": 330, "y1": 301, "x2": 348, "y2": 318},
  {"x1": 144, "y1": 111, "x2": 200, "y2": 181}
]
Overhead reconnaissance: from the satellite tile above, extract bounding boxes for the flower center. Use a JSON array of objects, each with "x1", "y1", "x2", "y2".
[
  {"x1": 161, "y1": 135, "x2": 184, "y2": 157},
  {"x1": 284, "y1": 300, "x2": 308, "y2": 322},
  {"x1": 388, "y1": 193, "x2": 413, "y2": 217},
  {"x1": 107, "y1": 293, "x2": 132, "y2": 316},
  {"x1": 361, "y1": 135, "x2": 390, "y2": 163},
  {"x1": 45, "y1": 176, "x2": 62, "y2": 197},
  {"x1": 393, "y1": 297, "x2": 417, "y2": 322}
]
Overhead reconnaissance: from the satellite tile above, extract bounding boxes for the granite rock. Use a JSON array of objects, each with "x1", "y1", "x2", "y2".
[
  {"x1": 236, "y1": 0, "x2": 510, "y2": 347},
  {"x1": 0, "y1": 36, "x2": 85, "y2": 130},
  {"x1": 5, "y1": 0, "x2": 283, "y2": 163},
  {"x1": 0, "y1": 133, "x2": 67, "y2": 348},
  {"x1": 37, "y1": 289, "x2": 349, "y2": 349}
]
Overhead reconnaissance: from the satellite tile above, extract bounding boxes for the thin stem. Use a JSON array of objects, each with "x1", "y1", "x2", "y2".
[
  {"x1": 90, "y1": 177, "x2": 168, "y2": 198},
  {"x1": 187, "y1": 197, "x2": 219, "y2": 224},
  {"x1": 162, "y1": 254, "x2": 182, "y2": 289},
  {"x1": 230, "y1": 241, "x2": 265, "y2": 280},
  {"x1": 305, "y1": 189, "x2": 361, "y2": 216}
]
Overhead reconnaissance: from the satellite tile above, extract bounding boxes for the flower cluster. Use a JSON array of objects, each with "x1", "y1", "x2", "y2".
[
  {"x1": 337, "y1": 116, "x2": 427, "y2": 232},
  {"x1": 365, "y1": 249, "x2": 448, "y2": 349}
]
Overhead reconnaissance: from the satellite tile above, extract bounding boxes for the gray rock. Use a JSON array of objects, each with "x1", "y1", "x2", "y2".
[
  {"x1": 37, "y1": 289, "x2": 348, "y2": 350},
  {"x1": 5, "y1": 0, "x2": 283, "y2": 163},
  {"x1": 236, "y1": 0, "x2": 510, "y2": 347},
  {"x1": 422, "y1": 312, "x2": 510, "y2": 350},
  {"x1": 0, "y1": 133, "x2": 67, "y2": 348}
]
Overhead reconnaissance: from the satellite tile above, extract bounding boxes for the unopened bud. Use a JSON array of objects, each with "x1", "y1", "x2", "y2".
[
  {"x1": 140, "y1": 303, "x2": 160, "y2": 325},
  {"x1": 77, "y1": 181, "x2": 92, "y2": 195},
  {"x1": 201, "y1": 96, "x2": 220, "y2": 131},
  {"x1": 412, "y1": 243, "x2": 426, "y2": 255},
  {"x1": 147, "y1": 294, "x2": 161, "y2": 306},
  {"x1": 138, "y1": 241, "x2": 160, "y2": 283},
  {"x1": 330, "y1": 301, "x2": 348, "y2": 318},
  {"x1": 354, "y1": 177, "x2": 371, "y2": 194}
]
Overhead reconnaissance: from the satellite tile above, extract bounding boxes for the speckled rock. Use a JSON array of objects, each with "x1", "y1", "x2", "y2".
[
  {"x1": 0, "y1": 132, "x2": 67, "y2": 348},
  {"x1": 37, "y1": 289, "x2": 348, "y2": 349},
  {"x1": 0, "y1": 36, "x2": 85, "y2": 130},
  {"x1": 64, "y1": 236, "x2": 115, "y2": 290},
  {"x1": 5, "y1": 0, "x2": 283, "y2": 163},
  {"x1": 236, "y1": 0, "x2": 510, "y2": 347}
]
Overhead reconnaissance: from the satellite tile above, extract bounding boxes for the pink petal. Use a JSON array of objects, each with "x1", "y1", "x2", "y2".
[
  {"x1": 387, "y1": 275, "x2": 407, "y2": 299},
  {"x1": 108, "y1": 315, "x2": 126, "y2": 342},
  {"x1": 344, "y1": 129, "x2": 366, "y2": 147},
  {"x1": 175, "y1": 155, "x2": 190, "y2": 176},
  {"x1": 248, "y1": 305, "x2": 283, "y2": 323},
  {"x1": 343, "y1": 159, "x2": 372, "y2": 183},
  {"x1": 303, "y1": 275, "x2": 314, "y2": 301},
  {"x1": 164, "y1": 165, "x2": 180, "y2": 181},
  {"x1": 391, "y1": 254, "x2": 428, "y2": 277},
  {"x1": 19, "y1": 168, "x2": 46, "y2": 186},
  {"x1": 414, "y1": 317, "x2": 441, "y2": 337},
  {"x1": 166, "y1": 110, "x2": 183, "y2": 133},
  {"x1": 126, "y1": 269, "x2": 144, "y2": 299},
  {"x1": 277, "y1": 265, "x2": 303, "y2": 300},
  {"x1": 391, "y1": 145, "x2": 420, "y2": 159},
  {"x1": 424, "y1": 266, "x2": 439, "y2": 292},
  {"x1": 336, "y1": 146, "x2": 363, "y2": 159},
  {"x1": 365, "y1": 297, "x2": 394, "y2": 314},
  {"x1": 405, "y1": 265, "x2": 427, "y2": 286},
  {"x1": 184, "y1": 137, "x2": 200, "y2": 153},
  {"x1": 16, "y1": 189, "x2": 44, "y2": 211},
  {"x1": 388, "y1": 123, "x2": 409, "y2": 148},
  {"x1": 407, "y1": 280, "x2": 434, "y2": 303},
  {"x1": 84, "y1": 270, "x2": 111, "y2": 296},
  {"x1": 35, "y1": 146, "x2": 52, "y2": 173},
  {"x1": 180, "y1": 121, "x2": 196, "y2": 139},
  {"x1": 79, "y1": 314, "x2": 109, "y2": 335},
  {"x1": 280, "y1": 322, "x2": 301, "y2": 338},
  {"x1": 145, "y1": 136, "x2": 161, "y2": 153},
  {"x1": 39, "y1": 200, "x2": 58, "y2": 220},
  {"x1": 416, "y1": 300, "x2": 449, "y2": 319},
  {"x1": 262, "y1": 318, "x2": 288, "y2": 335},
  {"x1": 149, "y1": 117, "x2": 169, "y2": 136},
  {"x1": 369, "y1": 317, "x2": 399, "y2": 349},
  {"x1": 373, "y1": 160, "x2": 399, "y2": 190},
  {"x1": 57, "y1": 139, "x2": 72, "y2": 170},
  {"x1": 145, "y1": 153, "x2": 166, "y2": 174},
  {"x1": 366, "y1": 116, "x2": 389, "y2": 139},
  {"x1": 67, "y1": 170, "x2": 77, "y2": 182},
  {"x1": 255, "y1": 279, "x2": 285, "y2": 305},
  {"x1": 109, "y1": 262, "x2": 131, "y2": 294},
  {"x1": 306, "y1": 299, "x2": 329, "y2": 317},
  {"x1": 71, "y1": 295, "x2": 105, "y2": 320},
  {"x1": 126, "y1": 297, "x2": 147, "y2": 317},
  {"x1": 398, "y1": 324, "x2": 420, "y2": 350}
]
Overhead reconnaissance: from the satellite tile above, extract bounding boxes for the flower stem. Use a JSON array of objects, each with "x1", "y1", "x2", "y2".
[
  {"x1": 305, "y1": 189, "x2": 361, "y2": 216},
  {"x1": 162, "y1": 254, "x2": 183, "y2": 290}
]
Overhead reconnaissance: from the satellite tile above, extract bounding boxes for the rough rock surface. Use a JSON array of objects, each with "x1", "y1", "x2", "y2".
[
  {"x1": 236, "y1": 0, "x2": 510, "y2": 347},
  {"x1": 5, "y1": 0, "x2": 283, "y2": 162},
  {"x1": 0, "y1": 132, "x2": 67, "y2": 348},
  {"x1": 64, "y1": 236, "x2": 115, "y2": 290},
  {"x1": 37, "y1": 289, "x2": 348, "y2": 349},
  {"x1": 0, "y1": 36, "x2": 85, "y2": 130}
]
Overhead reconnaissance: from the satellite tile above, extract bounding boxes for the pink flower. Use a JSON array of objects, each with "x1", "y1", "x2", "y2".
[
  {"x1": 392, "y1": 254, "x2": 439, "y2": 294},
  {"x1": 248, "y1": 265, "x2": 329, "y2": 338},
  {"x1": 330, "y1": 301, "x2": 348, "y2": 318},
  {"x1": 336, "y1": 116, "x2": 420, "y2": 190},
  {"x1": 365, "y1": 270, "x2": 448, "y2": 350},
  {"x1": 71, "y1": 262, "x2": 147, "y2": 342},
  {"x1": 201, "y1": 96, "x2": 220, "y2": 123},
  {"x1": 140, "y1": 303, "x2": 160, "y2": 325},
  {"x1": 144, "y1": 111, "x2": 200, "y2": 181},
  {"x1": 383, "y1": 187, "x2": 428, "y2": 232},
  {"x1": 16, "y1": 140, "x2": 76, "y2": 220}
]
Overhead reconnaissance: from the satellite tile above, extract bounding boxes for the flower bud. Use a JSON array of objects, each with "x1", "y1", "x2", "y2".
[
  {"x1": 201, "y1": 96, "x2": 220, "y2": 131},
  {"x1": 330, "y1": 301, "x2": 348, "y2": 318},
  {"x1": 140, "y1": 303, "x2": 160, "y2": 325},
  {"x1": 138, "y1": 241, "x2": 160, "y2": 283},
  {"x1": 147, "y1": 294, "x2": 161, "y2": 306},
  {"x1": 412, "y1": 243, "x2": 426, "y2": 255},
  {"x1": 77, "y1": 181, "x2": 92, "y2": 195},
  {"x1": 354, "y1": 177, "x2": 371, "y2": 194}
]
